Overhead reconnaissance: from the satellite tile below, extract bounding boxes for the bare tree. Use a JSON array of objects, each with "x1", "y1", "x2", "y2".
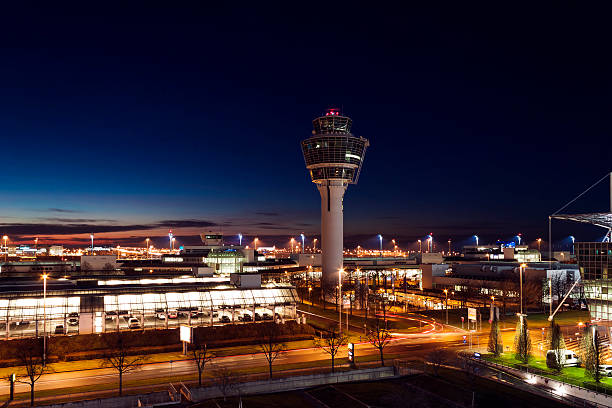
[
  {"x1": 191, "y1": 342, "x2": 214, "y2": 386},
  {"x1": 212, "y1": 366, "x2": 237, "y2": 401},
  {"x1": 425, "y1": 348, "x2": 449, "y2": 377},
  {"x1": 101, "y1": 334, "x2": 146, "y2": 396},
  {"x1": 258, "y1": 323, "x2": 286, "y2": 379},
  {"x1": 315, "y1": 329, "x2": 348, "y2": 373},
  {"x1": 16, "y1": 340, "x2": 46, "y2": 407},
  {"x1": 366, "y1": 319, "x2": 393, "y2": 366}
]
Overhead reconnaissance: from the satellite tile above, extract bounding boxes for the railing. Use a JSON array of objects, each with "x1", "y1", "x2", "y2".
[{"x1": 463, "y1": 354, "x2": 612, "y2": 408}]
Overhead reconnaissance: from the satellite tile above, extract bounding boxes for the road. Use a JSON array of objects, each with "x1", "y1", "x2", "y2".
[{"x1": 0, "y1": 313, "x2": 466, "y2": 404}]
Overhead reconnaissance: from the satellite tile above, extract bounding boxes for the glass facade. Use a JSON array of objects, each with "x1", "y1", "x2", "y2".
[
  {"x1": 575, "y1": 242, "x2": 612, "y2": 321},
  {"x1": 0, "y1": 285, "x2": 298, "y2": 338}
]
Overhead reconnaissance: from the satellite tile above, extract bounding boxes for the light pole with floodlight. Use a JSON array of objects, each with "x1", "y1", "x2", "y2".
[
  {"x1": 238, "y1": 233, "x2": 243, "y2": 246},
  {"x1": 377, "y1": 234, "x2": 383, "y2": 256},
  {"x1": 42, "y1": 273, "x2": 48, "y2": 366}
]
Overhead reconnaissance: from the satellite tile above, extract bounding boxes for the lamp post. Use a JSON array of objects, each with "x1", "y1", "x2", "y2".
[
  {"x1": 516, "y1": 234, "x2": 522, "y2": 245},
  {"x1": 474, "y1": 235, "x2": 479, "y2": 246},
  {"x1": 42, "y1": 273, "x2": 47, "y2": 366},
  {"x1": 519, "y1": 263, "x2": 527, "y2": 315},
  {"x1": 339, "y1": 268, "x2": 343, "y2": 332},
  {"x1": 377, "y1": 234, "x2": 383, "y2": 256},
  {"x1": 2, "y1": 235, "x2": 7, "y2": 261},
  {"x1": 308, "y1": 286, "x2": 312, "y2": 312},
  {"x1": 448, "y1": 239, "x2": 451, "y2": 254},
  {"x1": 444, "y1": 289, "x2": 448, "y2": 325},
  {"x1": 537, "y1": 238, "x2": 542, "y2": 252},
  {"x1": 238, "y1": 233, "x2": 243, "y2": 246},
  {"x1": 570, "y1": 236, "x2": 575, "y2": 255}
]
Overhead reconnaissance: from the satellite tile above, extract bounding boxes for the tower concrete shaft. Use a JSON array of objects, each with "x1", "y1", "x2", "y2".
[
  {"x1": 301, "y1": 109, "x2": 369, "y2": 292},
  {"x1": 318, "y1": 181, "x2": 347, "y2": 288}
]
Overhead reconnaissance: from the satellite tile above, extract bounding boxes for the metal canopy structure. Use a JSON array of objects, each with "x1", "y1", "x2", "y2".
[{"x1": 552, "y1": 213, "x2": 612, "y2": 230}]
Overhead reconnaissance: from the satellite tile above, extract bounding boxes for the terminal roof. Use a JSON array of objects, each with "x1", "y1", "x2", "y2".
[{"x1": 552, "y1": 212, "x2": 612, "y2": 229}]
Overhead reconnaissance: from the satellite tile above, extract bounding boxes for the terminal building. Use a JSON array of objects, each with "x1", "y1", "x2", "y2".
[{"x1": 0, "y1": 233, "x2": 300, "y2": 339}]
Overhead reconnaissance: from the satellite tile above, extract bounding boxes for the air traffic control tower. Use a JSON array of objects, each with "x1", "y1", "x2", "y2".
[{"x1": 301, "y1": 109, "x2": 369, "y2": 291}]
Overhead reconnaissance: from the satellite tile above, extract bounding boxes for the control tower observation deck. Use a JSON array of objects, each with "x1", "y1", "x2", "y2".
[{"x1": 301, "y1": 109, "x2": 369, "y2": 289}]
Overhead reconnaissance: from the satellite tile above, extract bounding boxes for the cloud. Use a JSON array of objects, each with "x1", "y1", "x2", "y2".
[
  {"x1": 0, "y1": 219, "x2": 218, "y2": 236},
  {"x1": 39, "y1": 218, "x2": 118, "y2": 223},
  {"x1": 47, "y1": 208, "x2": 82, "y2": 213},
  {"x1": 255, "y1": 212, "x2": 280, "y2": 217},
  {"x1": 155, "y1": 220, "x2": 218, "y2": 228}
]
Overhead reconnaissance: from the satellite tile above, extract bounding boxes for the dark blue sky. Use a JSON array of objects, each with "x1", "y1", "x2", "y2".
[{"x1": 0, "y1": 3, "x2": 610, "y2": 249}]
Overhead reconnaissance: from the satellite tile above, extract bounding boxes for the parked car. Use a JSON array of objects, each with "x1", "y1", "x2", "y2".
[
  {"x1": 547, "y1": 349, "x2": 581, "y2": 367},
  {"x1": 239, "y1": 314, "x2": 253, "y2": 322},
  {"x1": 54, "y1": 325, "x2": 65, "y2": 334},
  {"x1": 128, "y1": 317, "x2": 141, "y2": 329},
  {"x1": 220, "y1": 315, "x2": 231, "y2": 323},
  {"x1": 68, "y1": 317, "x2": 79, "y2": 326},
  {"x1": 167, "y1": 310, "x2": 178, "y2": 319},
  {"x1": 599, "y1": 365, "x2": 612, "y2": 377},
  {"x1": 156, "y1": 313, "x2": 166, "y2": 320}
]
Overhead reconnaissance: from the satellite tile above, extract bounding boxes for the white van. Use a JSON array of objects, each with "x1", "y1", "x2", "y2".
[{"x1": 547, "y1": 349, "x2": 580, "y2": 367}]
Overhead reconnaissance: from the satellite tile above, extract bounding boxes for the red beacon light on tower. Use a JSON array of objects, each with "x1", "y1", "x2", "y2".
[{"x1": 325, "y1": 108, "x2": 340, "y2": 116}]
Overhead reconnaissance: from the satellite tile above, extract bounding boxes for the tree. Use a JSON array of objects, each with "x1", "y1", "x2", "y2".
[
  {"x1": 212, "y1": 366, "x2": 237, "y2": 401},
  {"x1": 426, "y1": 348, "x2": 449, "y2": 377},
  {"x1": 191, "y1": 342, "x2": 214, "y2": 386},
  {"x1": 258, "y1": 323, "x2": 286, "y2": 379},
  {"x1": 546, "y1": 318, "x2": 566, "y2": 372},
  {"x1": 513, "y1": 315, "x2": 531, "y2": 363},
  {"x1": 366, "y1": 319, "x2": 393, "y2": 366},
  {"x1": 16, "y1": 340, "x2": 46, "y2": 407},
  {"x1": 101, "y1": 334, "x2": 146, "y2": 396},
  {"x1": 581, "y1": 325, "x2": 603, "y2": 382},
  {"x1": 315, "y1": 329, "x2": 348, "y2": 373},
  {"x1": 487, "y1": 308, "x2": 502, "y2": 356}
]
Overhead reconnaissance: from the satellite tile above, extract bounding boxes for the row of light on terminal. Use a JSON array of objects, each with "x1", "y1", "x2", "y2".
[{"x1": 0, "y1": 232, "x2": 577, "y2": 258}]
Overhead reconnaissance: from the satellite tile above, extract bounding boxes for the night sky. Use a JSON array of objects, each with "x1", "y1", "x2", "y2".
[{"x1": 0, "y1": 4, "x2": 610, "y2": 250}]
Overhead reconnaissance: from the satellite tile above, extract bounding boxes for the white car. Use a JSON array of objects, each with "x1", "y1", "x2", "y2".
[
  {"x1": 156, "y1": 313, "x2": 166, "y2": 320},
  {"x1": 128, "y1": 317, "x2": 141, "y2": 329},
  {"x1": 599, "y1": 365, "x2": 612, "y2": 377}
]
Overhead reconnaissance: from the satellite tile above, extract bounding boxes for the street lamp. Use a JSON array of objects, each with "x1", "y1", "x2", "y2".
[
  {"x1": 238, "y1": 233, "x2": 243, "y2": 246},
  {"x1": 537, "y1": 238, "x2": 542, "y2": 252},
  {"x1": 308, "y1": 286, "x2": 312, "y2": 312},
  {"x1": 516, "y1": 233, "x2": 522, "y2": 245},
  {"x1": 300, "y1": 233, "x2": 305, "y2": 254},
  {"x1": 443, "y1": 289, "x2": 448, "y2": 325},
  {"x1": 570, "y1": 236, "x2": 575, "y2": 255},
  {"x1": 448, "y1": 239, "x2": 451, "y2": 254},
  {"x1": 474, "y1": 235, "x2": 479, "y2": 246},
  {"x1": 377, "y1": 234, "x2": 383, "y2": 256},
  {"x1": 2, "y1": 235, "x2": 7, "y2": 261},
  {"x1": 519, "y1": 263, "x2": 527, "y2": 315},
  {"x1": 42, "y1": 273, "x2": 48, "y2": 366},
  {"x1": 338, "y1": 267, "x2": 344, "y2": 332}
]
